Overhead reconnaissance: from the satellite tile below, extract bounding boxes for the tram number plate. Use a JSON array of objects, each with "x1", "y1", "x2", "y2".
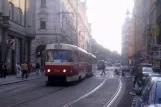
[{"x1": 54, "y1": 69, "x2": 60, "y2": 72}]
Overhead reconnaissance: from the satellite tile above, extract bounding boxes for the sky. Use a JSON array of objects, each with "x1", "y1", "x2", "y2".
[{"x1": 85, "y1": 0, "x2": 134, "y2": 53}]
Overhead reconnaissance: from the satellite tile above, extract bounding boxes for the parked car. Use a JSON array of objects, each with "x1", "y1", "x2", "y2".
[
  {"x1": 134, "y1": 66, "x2": 159, "y2": 87},
  {"x1": 129, "y1": 76, "x2": 161, "y2": 107},
  {"x1": 136, "y1": 75, "x2": 160, "y2": 94}
]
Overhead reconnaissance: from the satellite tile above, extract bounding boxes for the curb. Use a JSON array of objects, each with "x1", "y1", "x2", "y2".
[{"x1": 0, "y1": 75, "x2": 44, "y2": 86}]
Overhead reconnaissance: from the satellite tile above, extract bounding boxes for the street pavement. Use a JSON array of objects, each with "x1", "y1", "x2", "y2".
[
  {"x1": 110, "y1": 71, "x2": 134, "y2": 107},
  {"x1": 0, "y1": 72, "x2": 44, "y2": 86},
  {"x1": 0, "y1": 68, "x2": 134, "y2": 107}
]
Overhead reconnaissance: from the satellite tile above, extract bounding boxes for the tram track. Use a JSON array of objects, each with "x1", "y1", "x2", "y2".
[
  {"x1": 6, "y1": 86, "x2": 69, "y2": 107},
  {"x1": 0, "y1": 78, "x2": 47, "y2": 99},
  {"x1": 103, "y1": 78, "x2": 122, "y2": 107},
  {"x1": 1, "y1": 73, "x2": 115, "y2": 107},
  {"x1": 62, "y1": 77, "x2": 108, "y2": 107},
  {"x1": 0, "y1": 85, "x2": 45, "y2": 100},
  {"x1": 62, "y1": 77, "x2": 122, "y2": 107}
]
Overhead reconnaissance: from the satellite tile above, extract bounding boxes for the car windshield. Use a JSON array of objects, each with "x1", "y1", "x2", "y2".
[
  {"x1": 155, "y1": 82, "x2": 161, "y2": 104},
  {"x1": 142, "y1": 67, "x2": 153, "y2": 73},
  {"x1": 46, "y1": 50, "x2": 73, "y2": 63}
]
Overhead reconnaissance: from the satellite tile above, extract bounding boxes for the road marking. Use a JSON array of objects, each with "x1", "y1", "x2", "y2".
[
  {"x1": 103, "y1": 78, "x2": 122, "y2": 107},
  {"x1": 63, "y1": 78, "x2": 107, "y2": 107}
]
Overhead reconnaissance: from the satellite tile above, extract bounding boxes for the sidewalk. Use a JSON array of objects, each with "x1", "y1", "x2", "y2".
[{"x1": 0, "y1": 72, "x2": 44, "y2": 86}]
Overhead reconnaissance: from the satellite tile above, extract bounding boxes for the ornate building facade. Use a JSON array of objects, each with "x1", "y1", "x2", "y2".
[
  {"x1": 32, "y1": 0, "x2": 91, "y2": 65},
  {"x1": 0, "y1": 0, "x2": 36, "y2": 74}
]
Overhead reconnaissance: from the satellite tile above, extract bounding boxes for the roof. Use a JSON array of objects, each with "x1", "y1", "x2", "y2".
[
  {"x1": 150, "y1": 76, "x2": 161, "y2": 82},
  {"x1": 46, "y1": 43, "x2": 88, "y2": 54},
  {"x1": 88, "y1": 53, "x2": 96, "y2": 58}
]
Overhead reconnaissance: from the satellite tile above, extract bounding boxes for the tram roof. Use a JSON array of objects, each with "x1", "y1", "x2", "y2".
[
  {"x1": 88, "y1": 53, "x2": 96, "y2": 58},
  {"x1": 46, "y1": 43, "x2": 88, "y2": 53}
]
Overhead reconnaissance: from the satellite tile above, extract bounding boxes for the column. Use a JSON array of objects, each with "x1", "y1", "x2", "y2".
[
  {"x1": 28, "y1": 39, "x2": 31, "y2": 63},
  {"x1": 155, "y1": 8, "x2": 157, "y2": 44},
  {"x1": 1, "y1": 28, "x2": 8, "y2": 62},
  {"x1": 0, "y1": 27, "x2": 2, "y2": 43},
  {"x1": 0, "y1": 0, "x2": 2, "y2": 13},
  {"x1": 21, "y1": 39, "x2": 25, "y2": 63},
  {"x1": 2, "y1": 0, "x2": 9, "y2": 16},
  {"x1": 0, "y1": 28, "x2": 2, "y2": 62}
]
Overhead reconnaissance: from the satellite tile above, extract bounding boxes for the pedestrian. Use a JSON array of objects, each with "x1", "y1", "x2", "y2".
[
  {"x1": 133, "y1": 64, "x2": 143, "y2": 87},
  {"x1": 0, "y1": 62, "x2": 7, "y2": 78},
  {"x1": 27, "y1": 62, "x2": 32, "y2": 75},
  {"x1": 21, "y1": 62, "x2": 28, "y2": 79},
  {"x1": 101, "y1": 61, "x2": 106, "y2": 75},
  {"x1": 35, "y1": 62, "x2": 40, "y2": 75},
  {"x1": 16, "y1": 63, "x2": 21, "y2": 78}
]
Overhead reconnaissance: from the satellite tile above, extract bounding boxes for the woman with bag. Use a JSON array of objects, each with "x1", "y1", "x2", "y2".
[{"x1": 16, "y1": 63, "x2": 21, "y2": 78}]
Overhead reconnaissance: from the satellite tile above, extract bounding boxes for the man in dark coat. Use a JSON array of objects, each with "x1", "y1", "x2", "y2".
[{"x1": 101, "y1": 61, "x2": 106, "y2": 75}]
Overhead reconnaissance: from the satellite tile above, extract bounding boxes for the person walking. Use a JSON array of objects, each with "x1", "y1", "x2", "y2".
[
  {"x1": 101, "y1": 61, "x2": 106, "y2": 75},
  {"x1": 0, "y1": 62, "x2": 7, "y2": 78},
  {"x1": 16, "y1": 63, "x2": 21, "y2": 78},
  {"x1": 35, "y1": 63, "x2": 40, "y2": 75},
  {"x1": 27, "y1": 62, "x2": 32, "y2": 76},
  {"x1": 21, "y1": 62, "x2": 28, "y2": 79}
]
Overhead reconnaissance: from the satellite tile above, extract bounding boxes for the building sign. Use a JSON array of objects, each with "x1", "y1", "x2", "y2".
[{"x1": 6, "y1": 39, "x2": 15, "y2": 49}]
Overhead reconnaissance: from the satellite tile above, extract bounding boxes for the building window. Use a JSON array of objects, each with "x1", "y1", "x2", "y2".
[
  {"x1": 9, "y1": 2, "x2": 14, "y2": 20},
  {"x1": 41, "y1": 0, "x2": 46, "y2": 8},
  {"x1": 18, "y1": 8, "x2": 22, "y2": 25},
  {"x1": 40, "y1": 18, "x2": 46, "y2": 29},
  {"x1": 15, "y1": 8, "x2": 19, "y2": 23}
]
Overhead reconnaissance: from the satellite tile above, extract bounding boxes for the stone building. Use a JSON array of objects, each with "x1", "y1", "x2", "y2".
[
  {"x1": 32, "y1": 0, "x2": 91, "y2": 65},
  {"x1": 122, "y1": 11, "x2": 131, "y2": 65},
  {"x1": 0, "y1": 0, "x2": 36, "y2": 74}
]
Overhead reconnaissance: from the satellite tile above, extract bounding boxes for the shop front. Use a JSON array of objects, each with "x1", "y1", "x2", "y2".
[{"x1": 5, "y1": 31, "x2": 32, "y2": 74}]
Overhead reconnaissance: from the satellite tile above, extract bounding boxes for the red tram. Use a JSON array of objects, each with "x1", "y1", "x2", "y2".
[{"x1": 45, "y1": 43, "x2": 96, "y2": 83}]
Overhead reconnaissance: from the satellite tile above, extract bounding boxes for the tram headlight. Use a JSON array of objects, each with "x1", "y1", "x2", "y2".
[
  {"x1": 47, "y1": 69, "x2": 51, "y2": 73},
  {"x1": 63, "y1": 69, "x2": 66, "y2": 73}
]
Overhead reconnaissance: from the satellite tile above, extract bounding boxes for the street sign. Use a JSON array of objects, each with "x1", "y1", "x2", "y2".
[{"x1": 6, "y1": 39, "x2": 15, "y2": 49}]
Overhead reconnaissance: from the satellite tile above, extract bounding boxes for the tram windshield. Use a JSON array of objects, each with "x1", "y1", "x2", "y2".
[{"x1": 46, "y1": 50, "x2": 73, "y2": 63}]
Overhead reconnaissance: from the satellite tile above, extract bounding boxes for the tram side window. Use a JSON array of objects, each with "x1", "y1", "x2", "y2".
[
  {"x1": 84, "y1": 54, "x2": 87, "y2": 62},
  {"x1": 74, "y1": 51, "x2": 79, "y2": 62},
  {"x1": 87, "y1": 55, "x2": 89, "y2": 63},
  {"x1": 80, "y1": 52, "x2": 83, "y2": 62}
]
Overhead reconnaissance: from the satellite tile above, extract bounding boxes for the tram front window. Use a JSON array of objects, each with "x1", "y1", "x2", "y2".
[{"x1": 46, "y1": 50, "x2": 73, "y2": 62}]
